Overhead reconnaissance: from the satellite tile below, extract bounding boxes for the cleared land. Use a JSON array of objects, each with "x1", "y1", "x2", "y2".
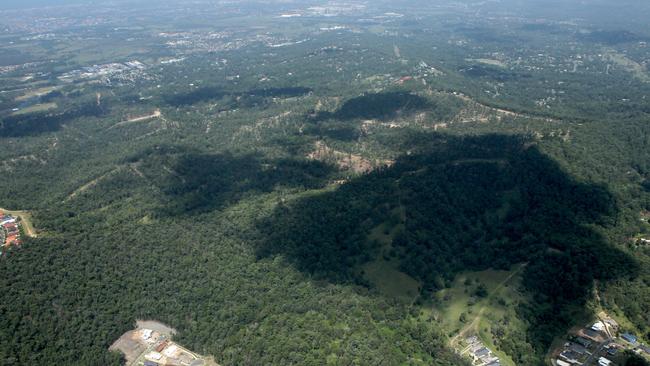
[
  {"x1": 12, "y1": 102, "x2": 57, "y2": 115},
  {"x1": 427, "y1": 264, "x2": 528, "y2": 366},
  {"x1": 445, "y1": 265, "x2": 526, "y2": 345},
  {"x1": 136, "y1": 320, "x2": 176, "y2": 336},
  {"x1": 308, "y1": 141, "x2": 394, "y2": 174},
  {"x1": 109, "y1": 109, "x2": 162, "y2": 129},
  {"x1": 362, "y1": 222, "x2": 420, "y2": 301},
  {"x1": 466, "y1": 58, "x2": 507, "y2": 68},
  {"x1": 110, "y1": 320, "x2": 216, "y2": 366},
  {"x1": 0, "y1": 207, "x2": 37, "y2": 237},
  {"x1": 14, "y1": 85, "x2": 59, "y2": 101},
  {"x1": 604, "y1": 49, "x2": 650, "y2": 82}
]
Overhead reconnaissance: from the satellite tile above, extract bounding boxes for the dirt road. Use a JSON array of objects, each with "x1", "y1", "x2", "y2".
[
  {"x1": 449, "y1": 263, "x2": 528, "y2": 347},
  {"x1": 109, "y1": 109, "x2": 161, "y2": 129}
]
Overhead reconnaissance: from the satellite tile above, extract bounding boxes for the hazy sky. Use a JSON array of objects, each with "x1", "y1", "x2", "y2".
[
  {"x1": 1, "y1": 0, "x2": 89, "y2": 9},
  {"x1": 2, "y1": 0, "x2": 649, "y2": 22}
]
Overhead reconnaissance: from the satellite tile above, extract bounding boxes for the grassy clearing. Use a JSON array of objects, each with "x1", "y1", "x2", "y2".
[
  {"x1": 425, "y1": 264, "x2": 528, "y2": 366},
  {"x1": 62, "y1": 41, "x2": 150, "y2": 65},
  {"x1": 14, "y1": 86, "x2": 59, "y2": 101},
  {"x1": 604, "y1": 50, "x2": 650, "y2": 82},
  {"x1": 12, "y1": 102, "x2": 57, "y2": 115},
  {"x1": 361, "y1": 221, "x2": 420, "y2": 302},
  {"x1": 433, "y1": 268, "x2": 518, "y2": 332},
  {"x1": 363, "y1": 259, "x2": 420, "y2": 301}
]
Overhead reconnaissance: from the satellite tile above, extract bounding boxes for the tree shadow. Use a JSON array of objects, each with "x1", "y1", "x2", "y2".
[
  {"x1": 163, "y1": 86, "x2": 312, "y2": 108},
  {"x1": 303, "y1": 123, "x2": 361, "y2": 142},
  {"x1": 312, "y1": 91, "x2": 432, "y2": 122},
  {"x1": 128, "y1": 147, "x2": 335, "y2": 216},
  {"x1": 255, "y1": 132, "x2": 639, "y2": 360},
  {"x1": 302, "y1": 91, "x2": 462, "y2": 143},
  {"x1": 0, "y1": 102, "x2": 107, "y2": 138}
]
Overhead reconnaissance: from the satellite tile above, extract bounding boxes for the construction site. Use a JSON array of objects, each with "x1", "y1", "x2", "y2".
[{"x1": 110, "y1": 320, "x2": 218, "y2": 366}]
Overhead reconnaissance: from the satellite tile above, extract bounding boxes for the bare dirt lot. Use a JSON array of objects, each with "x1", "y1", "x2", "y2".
[
  {"x1": 110, "y1": 320, "x2": 191, "y2": 366},
  {"x1": 307, "y1": 141, "x2": 393, "y2": 174},
  {"x1": 109, "y1": 109, "x2": 162, "y2": 129},
  {"x1": 109, "y1": 320, "x2": 176, "y2": 363},
  {"x1": 109, "y1": 329, "x2": 147, "y2": 364},
  {"x1": 136, "y1": 319, "x2": 176, "y2": 337}
]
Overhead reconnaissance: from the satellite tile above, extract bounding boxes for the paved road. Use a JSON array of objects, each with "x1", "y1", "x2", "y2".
[{"x1": 582, "y1": 339, "x2": 613, "y2": 366}]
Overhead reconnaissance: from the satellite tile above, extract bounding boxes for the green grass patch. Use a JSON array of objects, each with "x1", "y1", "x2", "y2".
[
  {"x1": 363, "y1": 259, "x2": 420, "y2": 301},
  {"x1": 12, "y1": 102, "x2": 57, "y2": 115},
  {"x1": 361, "y1": 221, "x2": 420, "y2": 302},
  {"x1": 428, "y1": 265, "x2": 529, "y2": 365}
]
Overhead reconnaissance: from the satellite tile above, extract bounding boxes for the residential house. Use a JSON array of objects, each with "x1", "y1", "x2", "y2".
[{"x1": 622, "y1": 333, "x2": 638, "y2": 345}]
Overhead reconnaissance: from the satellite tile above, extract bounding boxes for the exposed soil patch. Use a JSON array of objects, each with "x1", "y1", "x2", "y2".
[
  {"x1": 307, "y1": 141, "x2": 393, "y2": 174},
  {"x1": 110, "y1": 320, "x2": 214, "y2": 366},
  {"x1": 109, "y1": 330, "x2": 147, "y2": 364},
  {"x1": 109, "y1": 109, "x2": 162, "y2": 129},
  {"x1": 136, "y1": 319, "x2": 177, "y2": 337}
]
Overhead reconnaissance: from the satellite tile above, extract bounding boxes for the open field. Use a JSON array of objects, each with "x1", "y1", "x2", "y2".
[
  {"x1": 363, "y1": 258, "x2": 420, "y2": 300},
  {"x1": 14, "y1": 86, "x2": 59, "y2": 101},
  {"x1": 426, "y1": 264, "x2": 528, "y2": 366},
  {"x1": 441, "y1": 267, "x2": 524, "y2": 341},
  {"x1": 12, "y1": 102, "x2": 57, "y2": 115},
  {"x1": 604, "y1": 50, "x2": 650, "y2": 83},
  {"x1": 361, "y1": 220, "x2": 420, "y2": 302}
]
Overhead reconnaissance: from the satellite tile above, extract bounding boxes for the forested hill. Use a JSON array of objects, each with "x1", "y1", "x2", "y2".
[
  {"x1": 259, "y1": 133, "x2": 640, "y2": 363},
  {"x1": 1, "y1": 2, "x2": 650, "y2": 365}
]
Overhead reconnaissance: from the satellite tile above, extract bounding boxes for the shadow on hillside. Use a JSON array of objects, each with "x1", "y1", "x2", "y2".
[
  {"x1": 134, "y1": 147, "x2": 335, "y2": 216},
  {"x1": 163, "y1": 86, "x2": 312, "y2": 108},
  {"x1": 312, "y1": 91, "x2": 431, "y2": 122},
  {"x1": 254, "y1": 132, "x2": 639, "y2": 359},
  {"x1": 0, "y1": 102, "x2": 107, "y2": 138},
  {"x1": 303, "y1": 91, "x2": 462, "y2": 143}
]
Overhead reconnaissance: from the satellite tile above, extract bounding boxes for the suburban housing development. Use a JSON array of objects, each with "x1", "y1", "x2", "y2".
[{"x1": 552, "y1": 315, "x2": 650, "y2": 366}]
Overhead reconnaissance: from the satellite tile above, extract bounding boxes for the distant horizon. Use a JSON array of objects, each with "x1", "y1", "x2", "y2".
[{"x1": 0, "y1": 0, "x2": 94, "y2": 10}]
